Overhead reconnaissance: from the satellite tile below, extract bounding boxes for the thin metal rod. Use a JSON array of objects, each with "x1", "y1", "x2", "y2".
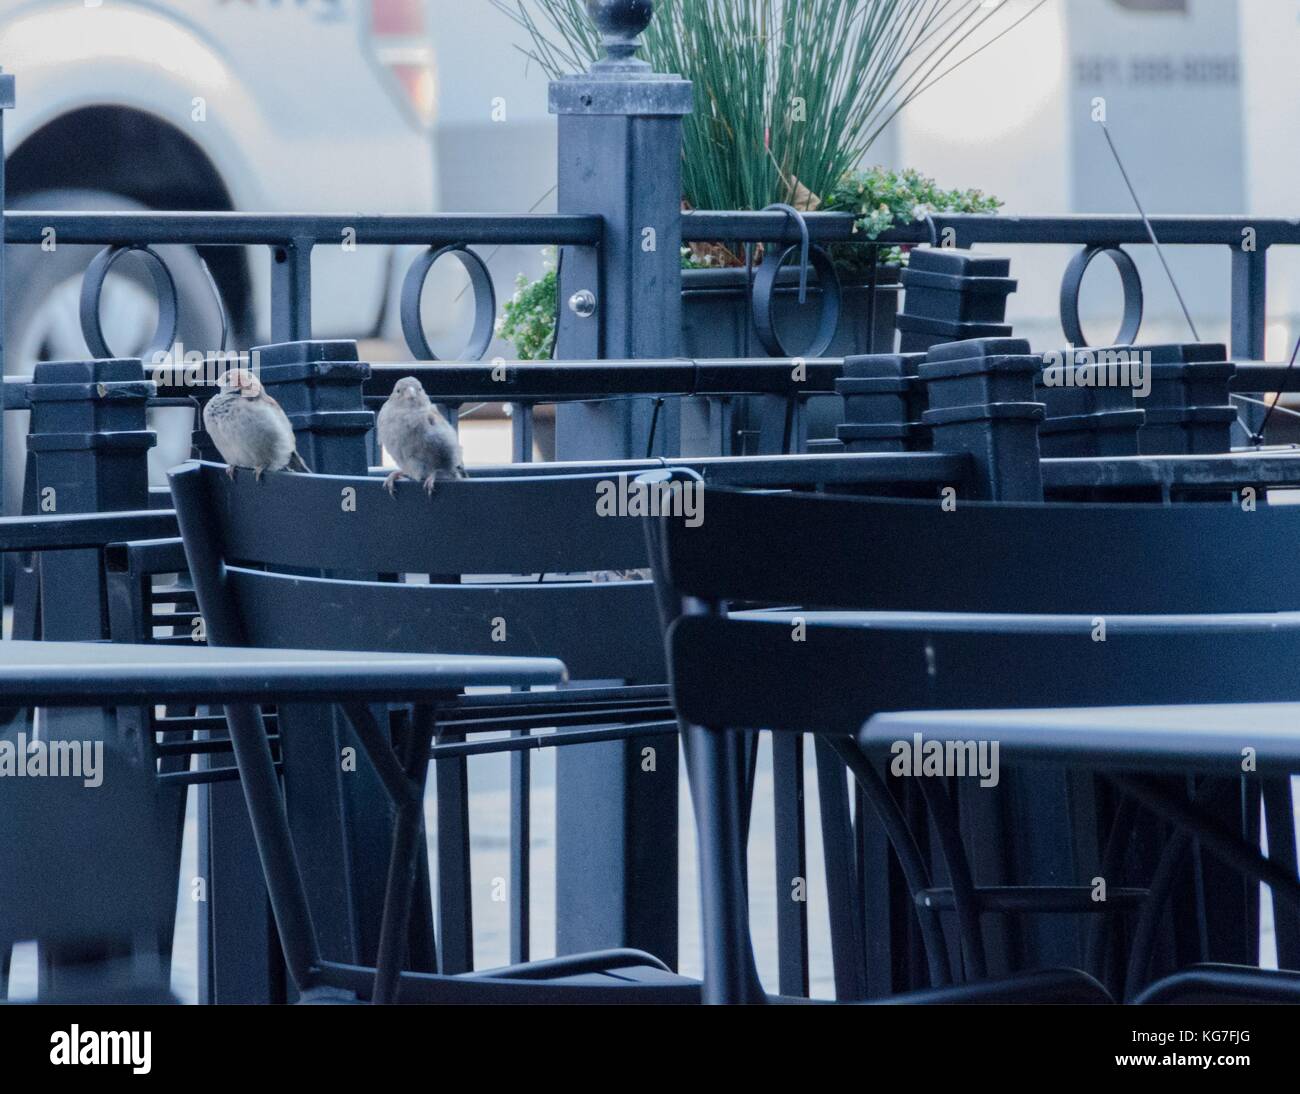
[
  {"x1": 373, "y1": 703, "x2": 437, "y2": 1004},
  {"x1": 2, "y1": 211, "x2": 603, "y2": 247},
  {"x1": 1098, "y1": 120, "x2": 1200, "y2": 342},
  {"x1": 827, "y1": 738, "x2": 952, "y2": 987},
  {"x1": 429, "y1": 720, "x2": 679, "y2": 760},
  {"x1": 1250, "y1": 331, "x2": 1300, "y2": 442},
  {"x1": 1230, "y1": 392, "x2": 1300, "y2": 420}
]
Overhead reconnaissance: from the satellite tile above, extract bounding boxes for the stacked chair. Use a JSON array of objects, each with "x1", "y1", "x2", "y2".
[
  {"x1": 165, "y1": 458, "x2": 1156, "y2": 1005},
  {"x1": 645, "y1": 477, "x2": 1300, "y2": 1003},
  {"x1": 166, "y1": 460, "x2": 696, "y2": 1003}
]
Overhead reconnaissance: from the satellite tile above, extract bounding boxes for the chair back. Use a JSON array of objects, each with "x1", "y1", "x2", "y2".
[
  {"x1": 661, "y1": 486, "x2": 1300, "y2": 734},
  {"x1": 169, "y1": 462, "x2": 663, "y2": 682}
]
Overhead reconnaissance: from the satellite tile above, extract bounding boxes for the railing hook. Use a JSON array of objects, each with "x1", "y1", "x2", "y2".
[{"x1": 763, "y1": 203, "x2": 811, "y2": 304}]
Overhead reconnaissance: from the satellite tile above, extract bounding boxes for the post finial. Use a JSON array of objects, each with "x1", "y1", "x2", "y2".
[{"x1": 586, "y1": 0, "x2": 654, "y2": 68}]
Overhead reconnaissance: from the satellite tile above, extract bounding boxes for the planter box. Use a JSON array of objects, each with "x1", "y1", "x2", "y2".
[
  {"x1": 680, "y1": 264, "x2": 901, "y2": 454},
  {"x1": 681, "y1": 264, "x2": 901, "y2": 359}
]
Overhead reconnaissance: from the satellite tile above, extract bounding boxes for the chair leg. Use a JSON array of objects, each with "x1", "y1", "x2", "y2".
[
  {"x1": 1262, "y1": 777, "x2": 1300, "y2": 968},
  {"x1": 1116, "y1": 777, "x2": 1295, "y2": 1000},
  {"x1": 771, "y1": 732, "x2": 809, "y2": 997},
  {"x1": 434, "y1": 727, "x2": 474, "y2": 974},
  {"x1": 1124, "y1": 827, "x2": 1195, "y2": 1001},
  {"x1": 828, "y1": 738, "x2": 952, "y2": 987},
  {"x1": 1113, "y1": 775, "x2": 1300, "y2": 912},
  {"x1": 1083, "y1": 794, "x2": 1139, "y2": 986},
  {"x1": 373, "y1": 704, "x2": 437, "y2": 1005},
  {"x1": 221, "y1": 702, "x2": 322, "y2": 992},
  {"x1": 813, "y1": 738, "x2": 868, "y2": 999},
  {"x1": 916, "y1": 776, "x2": 988, "y2": 981},
  {"x1": 686, "y1": 724, "x2": 766, "y2": 1004}
]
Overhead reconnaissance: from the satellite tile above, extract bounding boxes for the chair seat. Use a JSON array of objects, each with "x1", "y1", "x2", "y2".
[
  {"x1": 437, "y1": 683, "x2": 672, "y2": 734},
  {"x1": 467, "y1": 963, "x2": 697, "y2": 992},
  {"x1": 316, "y1": 949, "x2": 701, "y2": 1003},
  {"x1": 1134, "y1": 963, "x2": 1300, "y2": 1004}
]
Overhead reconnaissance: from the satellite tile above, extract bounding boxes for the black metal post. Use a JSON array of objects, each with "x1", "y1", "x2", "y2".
[
  {"x1": 1231, "y1": 245, "x2": 1268, "y2": 442},
  {"x1": 920, "y1": 335, "x2": 1090, "y2": 973},
  {"x1": 550, "y1": 0, "x2": 691, "y2": 966},
  {"x1": 25, "y1": 357, "x2": 155, "y2": 992},
  {"x1": 0, "y1": 70, "x2": 12, "y2": 546},
  {"x1": 27, "y1": 359, "x2": 155, "y2": 645}
]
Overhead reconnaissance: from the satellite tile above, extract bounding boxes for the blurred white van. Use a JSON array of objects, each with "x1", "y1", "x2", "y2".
[{"x1": 0, "y1": 0, "x2": 439, "y2": 511}]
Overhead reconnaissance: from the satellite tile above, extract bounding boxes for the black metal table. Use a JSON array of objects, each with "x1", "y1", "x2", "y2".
[
  {"x1": 862, "y1": 701, "x2": 1300, "y2": 776},
  {"x1": 0, "y1": 638, "x2": 568, "y2": 1003},
  {"x1": 0, "y1": 640, "x2": 567, "y2": 706},
  {"x1": 861, "y1": 699, "x2": 1300, "y2": 999}
]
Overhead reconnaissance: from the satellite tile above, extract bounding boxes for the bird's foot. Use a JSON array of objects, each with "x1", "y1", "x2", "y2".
[
  {"x1": 384, "y1": 470, "x2": 404, "y2": 498},
  {"x1": 225, "y1": 464, "x2": 237, "y2": 481},
  {"x1": 254, "y1": 467, "x2": 266, "y2": 483},
  {"x1": 422, "y1": 474, "x2": 438, "y2": 497}
]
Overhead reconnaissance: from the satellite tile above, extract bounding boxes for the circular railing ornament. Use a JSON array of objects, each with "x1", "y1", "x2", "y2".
[
  {"x1": 751, "y1": 202, "x2": 842, "y2": 358},
  {"x1": 1059, "y1": 243, "x2": 1143, "y2": 347},
  {"x1": 400, "y1": 244, "x2": 497, "y2": 362},
  {"x1": 79, "y1": 243, "x2": 179, "y2": 361},
  {"x1": 752, "y1": 244, "x2": 842, "y2": 359}
]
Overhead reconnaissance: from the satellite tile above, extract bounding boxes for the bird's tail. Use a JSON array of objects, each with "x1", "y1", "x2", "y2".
[{"x1": 287, "y1": 451, "x2": 312, "y2": 473}]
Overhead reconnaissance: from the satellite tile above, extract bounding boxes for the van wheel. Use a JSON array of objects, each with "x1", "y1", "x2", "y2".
[{"x1": 3, "y1": 189, "x2": 227, "y2": 516}]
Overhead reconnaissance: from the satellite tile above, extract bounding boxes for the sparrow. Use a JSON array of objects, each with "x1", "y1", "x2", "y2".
[
  {"x1": 202, "y1": 369, "x2": 310, "y2": 480},
  {"x1": 377, "y1": 376, "x2": 467, "y2": 497}
]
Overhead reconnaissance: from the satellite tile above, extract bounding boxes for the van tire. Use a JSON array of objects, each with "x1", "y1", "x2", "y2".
[{"x1": 3, "y1": 188, "x2": 226, "y2": 516}]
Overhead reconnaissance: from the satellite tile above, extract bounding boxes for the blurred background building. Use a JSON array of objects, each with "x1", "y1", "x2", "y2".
[
  {"x1": 433, "y1": 0, "x2": 1300, "y2": 358},
  {"x1": 1, "y1": 0, "x2": 1291, "y2": 370}
]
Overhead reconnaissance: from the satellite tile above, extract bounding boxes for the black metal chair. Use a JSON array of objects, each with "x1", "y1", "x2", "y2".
[
  {"x1": 168, "y1": 460, "x2": 696, "y2": 1002},
  {"x1": 648, "y1": 477, "x2": 1300, "y2": 1003}
]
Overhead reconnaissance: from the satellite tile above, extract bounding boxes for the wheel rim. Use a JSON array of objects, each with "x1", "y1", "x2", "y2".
[{"x1": 12, "y1": 271, "x2": 159, "y2": 368}]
